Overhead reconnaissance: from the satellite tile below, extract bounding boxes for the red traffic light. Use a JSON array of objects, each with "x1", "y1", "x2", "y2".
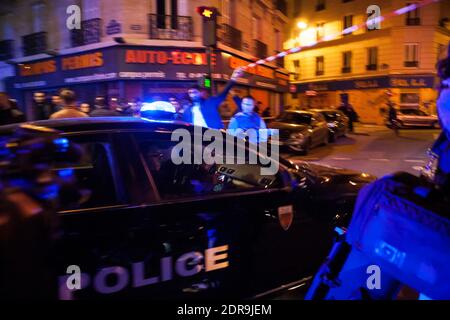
[{"x1": 196, "y1": 6, "x2": 217, "y2": 19}]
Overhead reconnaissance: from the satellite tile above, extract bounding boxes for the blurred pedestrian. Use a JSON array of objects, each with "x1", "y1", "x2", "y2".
[
  {"x1": 50, "y1": 95, "x2": 63, "y2": 113},
  {"x1": 80, "y1": 103, "x2": 90, "y2": 114},
  {"x1": 0, "y1": 92, "x2": 25, "y2": 125},
  {"x1": 50, "y1": 89, "x2": 88, "y2": 119},
  {"x1": 386, "y1": 90, "x2": 399, "y2": 136},
  {"x1": 338, "y1": 96, "x2": 357, "y2": 132},
  {"x1": 169, "y1": 96, "x2": 183, "y2": 120},
  {"x1": 262, "y1": 107, "x2": 271, "y2": 118},
  {"x1": 33, "y1": 92, "x2": 55, "y2": 120},
  {"x1": 227, "y1": 95, "x2": 267, "y2": 144},
  {"x1": 115, "y1": 98, "x2": 133, "y2": 116},
  {"x1": 183, "y1": 68, "x2": 243, "y2": 129},
  {"x1": 90, "y1": 96, "x2": 120, "y2": 117}
]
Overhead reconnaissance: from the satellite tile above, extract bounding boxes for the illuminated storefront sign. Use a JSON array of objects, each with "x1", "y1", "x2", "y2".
[
  {"x1": 294, "y1": 75, "x2": 436, "y2": 93},
  {"x1": 13, "y1": 46, "x2": 289, "y2": 92}
]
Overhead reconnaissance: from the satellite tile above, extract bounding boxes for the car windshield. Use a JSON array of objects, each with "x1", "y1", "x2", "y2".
[
  {"x1": 400, "y1": 109, "x2": 427, "y2": 116},
  {"x1": 277, "y1": 112, "x2": 312, "y2": 125}
]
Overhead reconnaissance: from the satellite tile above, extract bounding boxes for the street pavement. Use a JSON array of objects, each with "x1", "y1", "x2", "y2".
[{"x1": 285, "y1": 124, "x2": 442, "y2": 178}]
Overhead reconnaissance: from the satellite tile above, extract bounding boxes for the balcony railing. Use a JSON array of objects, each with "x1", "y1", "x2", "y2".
[
  {"x1": 275, "y1": 0, "x2": 287, "y2": 16},
  {"x1": 406, "y1": 17, "x2": 421, "y2": 26},
  {"x1": 342, "y1": 66, "x2": 352, "y2": 73},
  {"x1": 316, "y1": 3, "x2": 326, "y2": 11},
  {"x1": 404, "y1": 61, "x2": 419, "y2": 67},
  {"x1": 22, "y1": 32, "x2": 47, "y2": 56},
  {"x1": 254, "y1": 39, "x2": 268, "y2": 59},
  {"x1": 70, "y1": 18, "x2": 102, "y2": 47},
  {"x1": 149, "y1": 14, "x2": 193, "y2": 41},
  {"x1": 0, "y1": 40, "x2": 14, "y2": 61},
  {"x1": 220, "y1": 24, "x2": 242, "y2": 50},
  {"x1": 366, "y1": 64, "x2": 378, "y2": 71}
]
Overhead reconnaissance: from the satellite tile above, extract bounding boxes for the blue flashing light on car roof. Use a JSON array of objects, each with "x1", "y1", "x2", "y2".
[{"x1": 141, "y1": 101, "x2": 176, "y2": 114}]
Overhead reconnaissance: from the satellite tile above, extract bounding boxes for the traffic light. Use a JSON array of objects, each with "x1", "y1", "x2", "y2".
[
  {"x1": 198, "y1": 75, "x2": 211, "y2": 89},
  {"x1": 197, "y1": 6, "x2": 218, "y2": 47}
]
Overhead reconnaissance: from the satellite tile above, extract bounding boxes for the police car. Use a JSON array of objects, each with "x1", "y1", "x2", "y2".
[{"x1": 0, "y1": 117, "x2": 375, "y2": 300}]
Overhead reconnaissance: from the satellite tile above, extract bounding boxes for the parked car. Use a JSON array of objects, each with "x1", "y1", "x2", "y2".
[
  {"x1": 386, "y1": 109, "x2": 439, "y2": 129},
  {"x1": 311, "y1": 109, "x2": 349, "y2": 142},
  {"x1": 0, "y1": 118, "x2": 376, "y2": 300},
  {"x1": 269, "y1": 110, "x2": 329, "y2": 155}
]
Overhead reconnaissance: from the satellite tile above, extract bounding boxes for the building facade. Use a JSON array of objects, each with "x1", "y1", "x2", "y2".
[
  {"x1": 0, "y1": 0, "x2": 288, "y2": 120},
  {"x1": 284, "y1": 0, "x2": 450, "y2": 124}
]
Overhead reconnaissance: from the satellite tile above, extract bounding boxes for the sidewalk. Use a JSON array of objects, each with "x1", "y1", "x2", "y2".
[{"x1": 352, "y1": 123, "x2": 388, "y2": 135}]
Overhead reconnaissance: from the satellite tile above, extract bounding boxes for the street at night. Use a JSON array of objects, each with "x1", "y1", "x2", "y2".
[
  {"x1": 286, "y1": 125, "x2": 441, "y2": 177},
  {"x1": 0, "y1": 0, "x2": 450, "y2": 311}
]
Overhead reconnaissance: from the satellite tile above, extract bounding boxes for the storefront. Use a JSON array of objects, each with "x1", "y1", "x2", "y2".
[
  {"x1": 10, "y1": 45, "x2": 289, "y2": 120},
  {"x1": 288, "y1": 74, "x2": 438, "y2": 125}
]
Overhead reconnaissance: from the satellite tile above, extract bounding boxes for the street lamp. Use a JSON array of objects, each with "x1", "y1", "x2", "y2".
[{"x1": 297, "y1": 21, "x2": 308, "y2": 30}]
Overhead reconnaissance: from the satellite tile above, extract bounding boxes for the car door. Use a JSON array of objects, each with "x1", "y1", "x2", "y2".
[
  {"x1": 125, "y1": 128, "x2": 310, "y2": 299},
  {"x1": 54, "y1": 131, "x2": 150, "y2": 300},
  {"x1": 310, "y1": 113, "x2": 324, "y2": 146}
]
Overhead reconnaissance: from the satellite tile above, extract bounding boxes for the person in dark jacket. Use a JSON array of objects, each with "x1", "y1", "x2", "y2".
[
  {"x1": 338, "y1": 96, "x2": 357, "y2": 132},
  {"x1": 33, "y1": 92, "x2": 55, "y2": 120},
  {"x1": 90, "y1": 96, "x2": 120, "y2": 117},
  {"x1": 182, "y1": 68, "x2": 244, "y2": 129},
  {"x1": 0, "y1": 92, "x2": 25, "y2": 125}
]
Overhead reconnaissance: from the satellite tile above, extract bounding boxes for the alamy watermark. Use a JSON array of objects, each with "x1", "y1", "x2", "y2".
[{"x1": 170, "y1": 127, "x2": 280, "y2": 175}]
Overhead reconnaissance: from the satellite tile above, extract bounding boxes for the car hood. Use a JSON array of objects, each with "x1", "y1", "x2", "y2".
[
  {"x1": 286, "y1": 160, "x2": 376, "y2": 185},
  {"x1": 269, "y1": 121, "x2": 308, "y2": 132}
]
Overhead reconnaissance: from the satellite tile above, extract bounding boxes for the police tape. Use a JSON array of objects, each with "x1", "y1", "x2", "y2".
[{"x1": 240, "y1": 0, "x2": 441, "y2": 72}]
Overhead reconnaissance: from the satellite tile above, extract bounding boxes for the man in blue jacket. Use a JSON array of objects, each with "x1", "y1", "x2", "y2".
[{"x1": 183, "y1": 68, "x2": 243, "y2": 129}]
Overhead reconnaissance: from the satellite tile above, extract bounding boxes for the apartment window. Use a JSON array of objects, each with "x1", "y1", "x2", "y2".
[
  {"x1": 275, "y1": 29, "x2": 281, "y2": 52},
  {"x1": 406, "y1": 3, "x2": 420, "y2": 25},
  {"x1": 293, "y1": 59, "x2": 300, "y2": 79},
  {"x1": 342, "y1": 0, "x2": 353, "y2": 2},
  {"x1": 342, "y1": 51, "x2": 352, "y2": 73},
  {"x1": 316, "y1": 23, "x2": 325, "y2": 41},
  {"x1": 32, "y1": 2, "x2": 46, "y2": 33},
  {"x1": 316, "y1": 0, "x2": 326, "y2": 11},
  {"x1": 156, "y1": 0, "x2": 166, "y2": 28},
  {"x1": 367, "y1": 47, "x2": 378, "y2": 70},
  {"x1": 316, "y1": 56, "x2": 324, "y2": 76},
  {"x1": 343, "y1": 15, "x2": 353, "y2": 35},
  {"x1": 252, "y1": 16, "x2": 261, "y2": 40},
  {"x1": 293, "y1": 0, "x2": 301, "y2": 16},
  {"x1": 404, "y1": 43, "x2": 419, "y2": 67},
  {"x1": 221, "y1": 0, "x2": 230, "y2": 24},
  {"x1": 437, "y1": 43, "x2": 446, "y2": 62}
]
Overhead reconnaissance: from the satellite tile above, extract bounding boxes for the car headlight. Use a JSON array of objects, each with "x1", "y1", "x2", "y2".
[
  {"x1": 328, "y1": 122, "x2": 337, "y2": 128},
  {"x1": 290, "y1": 132, "x2": 304, "y2": 140}
]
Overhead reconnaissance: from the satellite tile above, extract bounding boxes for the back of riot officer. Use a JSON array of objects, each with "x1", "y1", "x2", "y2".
[
  {"x1": 306, "y1": 45, "x2": 450, "y2": 300},
  {"x1": 0, "y1": 125, "x2": 82, "y2": 299}
]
